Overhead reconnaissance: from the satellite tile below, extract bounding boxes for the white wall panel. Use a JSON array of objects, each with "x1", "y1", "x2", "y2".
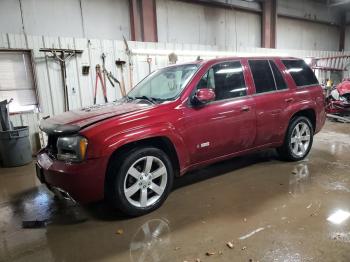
[
  {"x1": 345, "y1": 26, "x2": 350, "y2": 51},
  {"x1": 0, "y1": 0, "x2": 130, "y2": 40},
  {"x1": 21, "y1": 0, "x2": 84, "y2": 38},
  {"x1": 277, "y1": 17, "x2": 340, "y2": 51},
  {"x1": 81, "y1": 0, "x2": 130, "y2": 40},
  {"x1": 278, "y1": 0, "x2": 341, "y2": 25},
  {"x1": 156, "y1": 0, "x2": 261, "y2": 50},
  {"x1": 0, "y1": 0, "x2": 23, "y2": 35}
]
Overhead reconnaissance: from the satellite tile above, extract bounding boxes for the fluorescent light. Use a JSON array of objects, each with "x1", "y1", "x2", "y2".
[
  {"x1": 230, "y1": 87, "x2": 247, "y2": 93},
  {"x1": 288, "y1": 68, "x2": 303, "y2": 73},
  {"x1": 327, "y1": 209, "x2": 350, "y2": 225},
  {"x1": 304, "y1": 57, "x2": 313, "y2": 65},
  {"x1": 216, "y1": 68, "x2": 242, "y2": 74},
  {"x1": 130, "y1": 48, "x2": 290, "y2": 58},
  {"x1": 9, "y1": 103, "x2": 36, "y2": 113}
]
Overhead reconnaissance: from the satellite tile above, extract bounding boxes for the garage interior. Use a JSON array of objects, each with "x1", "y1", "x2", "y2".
[{"x1": 1, "y1": 0, "x2": 350, "y2": 261}]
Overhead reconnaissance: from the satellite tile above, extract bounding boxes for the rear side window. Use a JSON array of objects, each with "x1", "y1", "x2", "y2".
[
  {"x1": 248, "y1": 60, "x2": 275, "y2": 93},
  {"x1": 282, "y1": 59, "x2": 318, "y2": 87},
  {"x1": 269, "y1": 60, "x2": 287, "y2": 90}
]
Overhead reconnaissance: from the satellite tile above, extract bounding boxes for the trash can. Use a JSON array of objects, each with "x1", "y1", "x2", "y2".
[{"x1": 0, "y1": 126, "x2": 32, "y2": 167}]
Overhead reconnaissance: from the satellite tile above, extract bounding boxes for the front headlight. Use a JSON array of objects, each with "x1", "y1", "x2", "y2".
[{"x1": 57, "y1": 136, "x2": 88, "y2": 162}]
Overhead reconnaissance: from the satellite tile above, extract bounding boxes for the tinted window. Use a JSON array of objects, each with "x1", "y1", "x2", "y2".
[
  {"x1": 282, "y1": 59, "x2": 318, "y2": 87},
  {"x1": 249, "y1": 60, "x2": 276, "y2": 93},
  {"x1": 269, "y1": 60, "x2": 287, "y2": 90},
  {"x1": 197, "y1": 61, "x2": 246, "y2": 100}
]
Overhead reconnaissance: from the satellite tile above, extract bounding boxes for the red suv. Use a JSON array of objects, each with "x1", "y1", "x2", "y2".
[{"x1": 36, "y1": 57, "x2": 326, "y2": 216}]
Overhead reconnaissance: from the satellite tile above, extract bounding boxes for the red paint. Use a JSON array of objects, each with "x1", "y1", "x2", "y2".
[
  {"x1": 194, "y1": 88, "x2": 216, "y2": 103},
  {"x1": 336, "y1": 80, "x2": 350, "y2": 96},
  {"x1": 326, "y1": 80, "x2": 350, "y2": 114},
  {"x1": 37, "y1": 57, "x2": 326, "y2": 203}
]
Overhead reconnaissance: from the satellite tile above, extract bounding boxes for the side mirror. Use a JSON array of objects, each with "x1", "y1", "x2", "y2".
[{"x1": 192, "y1": 88, "x2": 215, "y2": 106}]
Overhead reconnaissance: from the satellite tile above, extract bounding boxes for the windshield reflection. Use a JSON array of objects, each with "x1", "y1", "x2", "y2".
[{"x1": 128, "y1": 64, "x2": 199, "y2": 102}]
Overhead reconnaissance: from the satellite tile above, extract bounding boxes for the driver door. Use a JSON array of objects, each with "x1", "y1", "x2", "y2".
[{"x1": 181, "y1": 60, "x2": 256, "y2": 164}]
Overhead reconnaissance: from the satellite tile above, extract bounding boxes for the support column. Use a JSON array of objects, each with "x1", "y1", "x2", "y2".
[
  {"x1": 262, "y1": 0, "x2": 277, "y2": 48},
  {"x1": 129, "y1": 0, "x2": 158, "y2": 42}
]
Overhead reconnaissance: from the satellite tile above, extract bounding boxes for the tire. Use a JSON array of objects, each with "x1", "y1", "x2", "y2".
[
  {"x1": 277, "y1": 116, "x2": 314, "y2": 161},
  {"x1": 106, "y1": 147, "x2": 174, "y2": 216}
]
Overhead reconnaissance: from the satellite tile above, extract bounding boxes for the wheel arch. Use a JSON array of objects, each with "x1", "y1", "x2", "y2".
[
  {"x1": 290, "y1": 108, "x2": 316, "y2": 132},
  {"x1": 104, "y1": 135, "x2": 181, "y2": 190}
]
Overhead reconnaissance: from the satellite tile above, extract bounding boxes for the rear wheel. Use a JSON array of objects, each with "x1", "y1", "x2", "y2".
[
  {"x1": 277, "y1": 116, "x2": 313, "y2": 161},
  {"x1": 106, "y1": 147, "x2": 173, "y2": 216}
]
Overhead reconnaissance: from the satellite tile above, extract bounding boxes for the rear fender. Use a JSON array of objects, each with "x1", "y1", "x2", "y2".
[{"x1": 282, "y1": 100, "x2": 317, "y2": 132}]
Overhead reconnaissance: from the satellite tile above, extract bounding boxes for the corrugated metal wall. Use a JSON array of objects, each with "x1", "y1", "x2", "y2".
[
  {"x1": 156, "y1": 0, "x2": 261, "y2": 50},
  {"x1": 0, "y1": 0, "x2": 131, "y2": 40},
  {"x1": 277, "y1": 17, "x2": 340, "y2": 51},
  {"x1": 1, "y1": 32, "x2": 347, "y2": 153}
]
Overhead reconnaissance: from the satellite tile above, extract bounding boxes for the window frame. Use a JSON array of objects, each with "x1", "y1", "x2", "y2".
[
  {"x1": 281, "y1": 58, "x2": 319, "y2": 89},
  {"x1": 189, "y1": 59, "x2": 249, "y2": 105},
  {"x1": 248, "y1": 58, "x2": 290, "y2": 96},
  {"x1": 268, "y1": 60, "x2": 288, "y2": 91},
  {"x1": 0, "y1": 48, "x2": 39, "y2": 114}
]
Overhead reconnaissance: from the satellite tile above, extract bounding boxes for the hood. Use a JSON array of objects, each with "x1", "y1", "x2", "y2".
[
  {"x1": 40, "y1": 101, "x2": 151, "y2": 135},
  {"x1": 336, "y1": 81, "x2": 350, "y2": 96}
]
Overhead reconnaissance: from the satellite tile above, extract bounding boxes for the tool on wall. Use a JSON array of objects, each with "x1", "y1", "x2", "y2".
[
  {"x1": 115, "y1": 59, "x2": 127, "y2": 97},
  {"x1": 101, "y1": 53, "x2": 107, "y2": 91},
  {"x1": 82, "y1": 64, "x2": 90, "y2": 75},
  {"x1": 100, "y1": 53, "x2": 123, "y2": 97},
  {"x1": 39, "y1": 48, "x2": 83, "y2": 112},
  {"x1": 94, "y1": 64, "x2": 108, "y2": 104},
  {"x1": 123, "y1": 36, "x2": 134, "y2": 89},
  {"x1": 146, "y1": 55, "x2": 152, "y2": 74},
  {"x1": 168, "y1": 52, "x2": 178, "y2": 64}
]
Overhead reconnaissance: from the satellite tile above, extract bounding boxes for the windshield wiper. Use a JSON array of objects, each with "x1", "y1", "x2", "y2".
[{"x1": 134, "y1": 96, "x2": 157, "y2": 104}]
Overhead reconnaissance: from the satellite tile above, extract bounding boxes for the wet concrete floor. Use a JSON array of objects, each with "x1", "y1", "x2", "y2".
[{"x1": 0, "y1": 120, "x2": 350, "y2": 262}]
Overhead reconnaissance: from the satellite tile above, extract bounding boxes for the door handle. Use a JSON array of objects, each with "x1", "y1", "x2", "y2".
[
  {"x1": 241, "y1": 106, "x2": 250, "y2": 112},
  {"x1": 285, "y1": 98, "x2": 294, "y2": 103}
]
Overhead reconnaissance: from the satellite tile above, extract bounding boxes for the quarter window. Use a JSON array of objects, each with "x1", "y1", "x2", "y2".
[
  {"x1": 196, "y1": 61, "x2": 247, "y2": 101},
  {"x1": 269, "y1": 60, "x2": 287, "y2": 90},
  {"x1": 282, "y1": 59, "x2": 318, "y2": 87},
  {"x1": 248, "y1": 60, "x2": 276, "y2": 94}
]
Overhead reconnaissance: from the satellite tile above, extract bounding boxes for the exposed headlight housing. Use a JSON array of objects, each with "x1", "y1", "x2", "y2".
[
  {"x1": 339, "y1": 96, "x2": 348, "y2": 103},
  {"x1": 56, "y1": 136, "x2": 88, "y2": 162}
]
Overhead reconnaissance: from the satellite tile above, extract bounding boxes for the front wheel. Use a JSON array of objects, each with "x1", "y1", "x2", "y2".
[
  {"x1": 106, "y1": 147, "x2": 174, "y2": 216},
  {"x1": 277, "y1": 116, "x2": 314, "y2": 161}
]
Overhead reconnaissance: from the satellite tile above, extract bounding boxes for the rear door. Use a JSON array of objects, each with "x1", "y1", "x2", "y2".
[{"x1": 247, "y1": 59, "x2": 292, "y2": 146}]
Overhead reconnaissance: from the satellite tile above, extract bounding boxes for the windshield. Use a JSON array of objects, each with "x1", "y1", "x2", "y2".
[{"x1": 127, "y1": 64, "x2": 199, "y2": 102}]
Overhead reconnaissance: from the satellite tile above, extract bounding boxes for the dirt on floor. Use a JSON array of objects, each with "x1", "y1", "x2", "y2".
[{"x1": 0, "y1": 120, "x2": 350, "y2": 262}]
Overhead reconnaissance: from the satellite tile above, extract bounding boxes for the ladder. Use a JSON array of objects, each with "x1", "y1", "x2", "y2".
[{"x1": 311, "y1": 55, "x2": 350, "y2": 72}]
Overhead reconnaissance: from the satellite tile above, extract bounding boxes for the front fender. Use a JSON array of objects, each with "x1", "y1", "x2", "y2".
[{"x1": 95, "y1": 122, "x2": 190, "y2": 172}]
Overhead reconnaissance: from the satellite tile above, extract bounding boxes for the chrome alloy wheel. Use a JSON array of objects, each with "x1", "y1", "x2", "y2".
[
  {"x1": 123, "y1": 156, "x2": 168, "y2": 208},
  {"x1": 290, "y1": 122, "x2": 311, "y2": 157}
]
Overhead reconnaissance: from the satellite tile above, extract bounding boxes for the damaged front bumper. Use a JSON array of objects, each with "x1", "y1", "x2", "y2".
[
  {"x1": 326, "y1": 100, "x2": 350, "y2": 114},
  {"x1": 35, "y1": 151, "x2": 108, "y2": 203}
]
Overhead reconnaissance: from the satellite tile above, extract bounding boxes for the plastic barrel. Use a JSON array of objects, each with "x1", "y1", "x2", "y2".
[{"x1": 0, "y1": 126, "x2": 32, "y2": 167}]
